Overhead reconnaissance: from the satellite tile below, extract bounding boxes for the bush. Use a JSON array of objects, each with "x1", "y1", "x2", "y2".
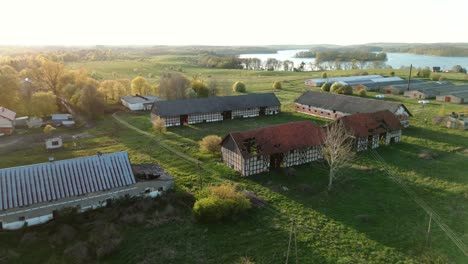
[
  {"x1": 193, "y1": 185, "x2": 251, "y2": 222},
  {"x1": 390, "y1": 71, "x2": 395, "y2": 77},
  {"x1": 232, "y1": 81, "x2": 246, "y2": 93},
  {"x1": 199, "y1": 135, "x2": 222, "y2": 154},
  {"x1": 357, "y1": 88, "x2": 367, "y2": 97},
  {"x1": 272, "y1": 81, "x2": 282, "y2": 90},
  {"x1": 321, "y1": 72, "x2": 328, "y2": 78},
  {"x1": 330, "y1": 82, "x2": 344, "y2": 93},
  {"x1": 430, "y1": 73, "x2": 442, "y2": 81},
  {"x1": 321, "y1": 82, "x2": 331, "y2": 92},
  {"x1": 152, "y1": 117, "x2": 166, "y2": 133},
  {"x1": 343, "y1": 85, "x2": 353, "y2": 95}
]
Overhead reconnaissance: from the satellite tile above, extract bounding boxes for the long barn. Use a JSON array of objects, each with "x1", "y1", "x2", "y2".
[
  {"x1": 151, "y1": 93, "x2": 281, "y2": 127},
  {"x1": 294, "y1": 90, "x2": 412, "y2": 127}
]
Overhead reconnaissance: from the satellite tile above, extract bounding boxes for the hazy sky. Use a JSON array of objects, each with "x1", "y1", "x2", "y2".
[{"x1": 1, "y1": 0, "x2": 467, "y2": 46}]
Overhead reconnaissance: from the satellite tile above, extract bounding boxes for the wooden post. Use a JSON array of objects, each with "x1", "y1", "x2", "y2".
[
  {"x1": 426, "y1": 213, "x2": 432, "y2": 247},
  {"x1": 407, "y1": 64, "x2": 413, "y2": 91}
]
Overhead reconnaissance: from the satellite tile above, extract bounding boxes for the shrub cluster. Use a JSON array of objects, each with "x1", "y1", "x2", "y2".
[
  {"x1": 199, "y1": 135, "x2": 222, "y2": 154},
  {"x1": 193, "y1": 185, "x2": 251, "y2": 222},
  {"x1": 232, "y1": 81, "x2": 246, "y2": 93}
]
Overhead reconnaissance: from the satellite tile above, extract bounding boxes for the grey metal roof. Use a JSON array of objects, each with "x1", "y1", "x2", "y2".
[
  {"x1": 295, "y1": 90, "x2": 412, "y2": 116},
  {"x1": 442, "y1": 90, "x2": 468, "y2": 99},
  {"x1": 0, "y1": 152, "x2": 135, "y2": 211},
  {"x1": 152, "y1": 93, "x2": 281, "y2": 117},
  {"x1": 121, "y1": 95, "x2": 161, "y2": 104},
  {"x1": 305, "y1": 75, "x2": 382, "y2": 85}
]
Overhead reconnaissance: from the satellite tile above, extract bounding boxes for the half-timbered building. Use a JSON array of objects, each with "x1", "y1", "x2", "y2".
[
  {"x1": 336, "y1": 110, "x2": 403, "y2": 151},
  {"x1": 294, "y1": 90, "x2": 412, "y2": 128},
  {"x1": 151, "y1": 93, "x2": 280, "y2": 127},
  {"x1": 221, "y1": 122, "x2": 325, "y2": 176}
]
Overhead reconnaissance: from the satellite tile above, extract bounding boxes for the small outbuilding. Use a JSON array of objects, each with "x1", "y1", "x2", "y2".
[
  {"x1": 435, "y1": 91, "x2": 468, "y2": 104},
  {"x1": 45, "y1": 137, "x2": 63, "y2": 150},
  {"x1": 121, "y1": 95, "x2": 162, "y2": 111},
  {"x1": 51, "y1": 114, "x2": 75, "y2": 127},
  {"x1": 0, "y1": 107, "x2": 16, "y2": 135}
]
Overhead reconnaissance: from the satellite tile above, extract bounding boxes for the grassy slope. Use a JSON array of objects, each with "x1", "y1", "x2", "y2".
[{"x1": 1, "y1": 56, "x2": 467, "y2": 263}]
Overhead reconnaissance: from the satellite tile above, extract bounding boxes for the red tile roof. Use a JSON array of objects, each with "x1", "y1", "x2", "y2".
[
  {"x1": 224, "y1": 121, "x2": 325, "y2": 158},
  {"x1": 0, "y1": 107, "x2": 16, "y2": 121},
  {"x1": 338, "y1": 110, "x2": 402, "y2": 137}
]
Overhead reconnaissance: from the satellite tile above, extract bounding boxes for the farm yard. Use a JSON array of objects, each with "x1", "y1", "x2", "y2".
[{"x1": 0, "y1": 55, "x2": 467, "y2": 263}]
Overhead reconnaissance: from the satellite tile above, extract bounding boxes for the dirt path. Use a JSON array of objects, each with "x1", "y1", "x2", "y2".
[{"x1": 111, "y1": 112, "x2": 201, "y2": 165}]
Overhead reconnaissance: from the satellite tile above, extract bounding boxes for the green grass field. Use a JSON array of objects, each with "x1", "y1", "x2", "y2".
[{"x1": 1, "y1": 55, "x2": 467, "y2": 263}]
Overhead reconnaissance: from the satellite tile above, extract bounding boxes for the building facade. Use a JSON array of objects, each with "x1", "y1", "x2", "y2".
[
  {"x1": 151, "y1": 93, "x2": 281, "y2": 127},
  {"x1": 294, "y1": 90, "x2": 412, "y2": 128},
  {"x1": 221, "y1": 122, "x2": 325, "y2": 176}
]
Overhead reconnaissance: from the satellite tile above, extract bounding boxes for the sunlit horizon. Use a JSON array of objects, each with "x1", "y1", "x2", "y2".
[{"x1": 1, "y1": 0, "x2": 467, "y2": 46}]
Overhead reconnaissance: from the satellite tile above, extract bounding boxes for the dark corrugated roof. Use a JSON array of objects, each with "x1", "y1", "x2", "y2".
[
  {"x1": 223, "y1": 121, "x2": 325, "y2": 158},
  {"x1": 152, "y1": 93, "x2": 280, "y2": 116},
  {"x1": 338, "y1": 110, "x2": 402, "y2": 137},
  {"x1": 295, "y1": 90, "x2": 412, "y2": 116},
  {"x1": 0, "y1": 152, "x2": 135, "y2": 211}
]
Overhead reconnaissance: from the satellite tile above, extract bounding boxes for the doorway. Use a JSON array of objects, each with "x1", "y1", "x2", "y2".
[
  {"x1": 180, "y1": 115, "x2": 188, "y2": 125},
  {"x1": 270, "y1": 153, "x2": 283, "y2": 169},
  {"x1": 259, "y1": 107, "x2": 266, "y2": 116},
  {"x1": 445, "y1": 96, "x2": 451, "y2": 102},
  {"x1": 222, "y1": 111, "x2": 232, "y2": 120}
]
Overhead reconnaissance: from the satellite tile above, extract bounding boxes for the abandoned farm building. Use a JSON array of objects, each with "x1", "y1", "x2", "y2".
[
  {"x1": 294, "y1": 90, "x2": 412, "y2": 127},
  {"x1": 221, "y1": 122, "x2": 325, "y2": 176},
  {"x1": 304, "y1": 75, "x2": 383, "y2": 87},
  {"x1": 402, "y1": 83, "x2": 468, "y2": 100},
  {"x1": 337, "y1": 110, "x2": 403, "y2": 152},
  {"x1": 0, "y1": 107, "x2": 16, "y2": 136},
  {"x1": 0, "y1": 151, "x2": 174, "y2": 229},
  {"x1": 151, "y1": 93, "x2": 280, "y2": 127},
  {"x1": 435, "y1": 90, "x2": 468, "y2": 104},
  {"x1": 121, "y1": 95, "x2": 162, "y2": 111}
]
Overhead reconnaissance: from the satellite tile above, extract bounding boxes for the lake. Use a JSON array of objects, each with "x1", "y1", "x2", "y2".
[{"x1": 239, "y1": 50, "x2": 468, "y2": 71}]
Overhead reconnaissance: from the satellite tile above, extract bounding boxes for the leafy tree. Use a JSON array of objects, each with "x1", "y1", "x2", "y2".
[
  {"x1": 43, "y1": 124, "x2": 56, "y2": 134},
  {"x1": 31, "y1": 91, "x2": 58, "y2": 118},
  {"x1": 321, "y1": 82, "x2": 331, "y2": 92},
  {"x1": 321, "y1": 72, "x2": 328, "y2": 78},
  {"x1": 330, "y1": 82, "x2": 344, "y2": 93},
  {"x1": 185, "y1": 88, "x2": 198, "y2": 99},
  {"x1": 207, "y1": 79, "x2": 220, "y2": 96},
  {"x1": 357, "y1": 88, "x2": 367, "y2": 97},
  {"x1": 191, "y1": 77, "x2": 209, "y2": 97},
  {"x1": 322, "y1": 122, "x2": 355, "y2": 191},
  {"x1": 0, "y1": 66, "x2": 20, "y2": 110},
  {"x1": 34, "y1": 60, "x2": 65, "y2": 95},
  {"x1": 77, "y1": 83, "x2": 105, "y2": 119},
  {"x1": 272, "y1": 81, "x2": 282, "y2": 90},
  {"x1": 342, "y1": 85, "x2": 353, "y2": 95},
  {"x1": 232, "y1": 81, "x2": 246, "y2": 93},
  {"x1": 131, "y1": 76, "x2": 152, "y2": 95},
  {"x1": 417, "y1": 67, "x2": 431, "y2": 78},
  {"x1": 152, "y1": 117, "x2": 166, "y2": 133},
  {"x1": 430, "y1": 73, "x2": 442, "y2": 81},
  {"x1": 199, "y1": 135, "x2": 222, "y2": 154},
  {"x1": 158, "y1": 72, "x2": 189, "y2": 100},
  {"x1": 452, "y1": 65, "x2": 467, "y2": 73}
]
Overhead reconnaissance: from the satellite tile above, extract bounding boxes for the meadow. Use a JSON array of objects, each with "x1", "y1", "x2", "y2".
[{"x1": 0, "y1": 55, "x2": 467, "y2": 263}]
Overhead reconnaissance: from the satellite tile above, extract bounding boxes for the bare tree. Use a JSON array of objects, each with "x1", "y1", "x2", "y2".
[{"x1": 322, "y1": 122, "x2": 355, "y2": 191}]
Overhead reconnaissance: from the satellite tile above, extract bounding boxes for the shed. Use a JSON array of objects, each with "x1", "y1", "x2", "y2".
[
  {"x1": 120, "y1": 95, "x2": 162, "y2": 111},
  {"x1": 0, "y1": 107, "x2": 16, "y2": 135}
]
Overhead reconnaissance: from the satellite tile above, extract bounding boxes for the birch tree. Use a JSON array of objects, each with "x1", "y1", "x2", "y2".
[{"x1": 322, "y1": 122, "x2": 355, "y2": 191}]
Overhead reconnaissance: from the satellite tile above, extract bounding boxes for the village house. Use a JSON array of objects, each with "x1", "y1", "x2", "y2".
[
  {"x1": 337, "y1": 110, "x2": 403, "y2": 152},
  {"x1": 51, "y1": 113, "x2": 75, "y2": 127},
  {"x1": 151, "y1": 93, "x2": 281, "y2": 127},
  {"x1": 220, "y1": 122, "x2": 325, "y2": 176},
  {"x1": 0, "y1": 107, "x2": 16, "y2": 136},
  {"x1": 0, "y1": 151, "x2": 174, "y2": 230},
  {"x1": 294, "y1": 90, "x2": 412, "y2": 127},
  {"x1": 121, "y1": 95, "x2": 162, "y2": 111}
]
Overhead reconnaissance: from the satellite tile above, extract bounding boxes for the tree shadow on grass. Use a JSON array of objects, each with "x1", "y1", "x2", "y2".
[{"x1": 246, "y1": 162, "x2": 467, "y2": 263}]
